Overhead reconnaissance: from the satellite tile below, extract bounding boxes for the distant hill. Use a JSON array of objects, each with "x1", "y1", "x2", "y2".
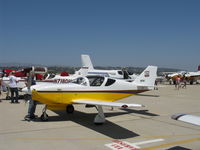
[
  {"x1": 0, "y1": 63, "x2": 181, "y2": 75},
  {"x1": 0, "y1": 62, "x2": 37, "y2": 67}
]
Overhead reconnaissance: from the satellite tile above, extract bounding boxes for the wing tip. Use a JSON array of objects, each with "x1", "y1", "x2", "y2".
[
  {"x1": 121, "y1": 104, "x2": 145, "y2": 108},
  {"x1": 171, "y1": 113, "x2": 187, "y2": 120}
]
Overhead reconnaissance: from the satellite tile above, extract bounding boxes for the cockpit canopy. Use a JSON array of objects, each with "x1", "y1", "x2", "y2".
[{"x1": 71, "y1": 76, "x2": 116, "y2": 87}]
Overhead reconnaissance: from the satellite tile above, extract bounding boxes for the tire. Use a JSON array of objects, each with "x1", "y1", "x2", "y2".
[
  {"x1": 66, "y1": 104, "x2": 74, "y2": 114},
  {"x1": 40, "y1": 113, "x2": 49, "y2": 121},
  {"x1": 6, "y1": 96, "x2": 11, "y2": 100}
]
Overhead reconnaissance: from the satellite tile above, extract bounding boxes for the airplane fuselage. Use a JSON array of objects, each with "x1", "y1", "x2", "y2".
[{"x1": 31, "y1": 76, "x2": 149, "y2": 110}]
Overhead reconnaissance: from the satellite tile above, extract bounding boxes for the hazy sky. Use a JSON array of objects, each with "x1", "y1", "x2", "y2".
[{"x1": 1, "y1": 0, "x2": 200, "y2": 71}]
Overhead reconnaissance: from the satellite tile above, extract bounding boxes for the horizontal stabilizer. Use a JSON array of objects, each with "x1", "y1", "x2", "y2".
[
  {"x1": 73, "y1": 100, "x2": 144, "y2": 108},
  {"x1": 172, "y1": 113, "x2": 200, "y2": 126}
]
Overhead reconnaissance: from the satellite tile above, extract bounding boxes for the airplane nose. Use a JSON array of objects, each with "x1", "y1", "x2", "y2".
[
  {"x1": 21, "y1": 87, "x2": 27, "y2": 92},
  {"x1": 22, "y1": 87, "x2": 32, "y2": 95}
]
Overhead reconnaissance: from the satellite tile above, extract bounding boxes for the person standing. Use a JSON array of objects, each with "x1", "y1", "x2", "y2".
[
  {"x1": 9, "y1": 71, "x2": 19, "y2": 103},
  {"x1": 24, "y1": 72, "x2": 37, "y2": 121},
  {"x1": 182, "y1": 77, "x2": 187, "y2": 88},
  {"x1": 0, "y1": 77, "x2": 2, "y2": 102}
]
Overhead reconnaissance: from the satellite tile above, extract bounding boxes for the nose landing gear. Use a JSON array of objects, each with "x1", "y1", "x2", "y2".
[{"x1": 40, "y1": 105, "x2": 49, "y2": 121}]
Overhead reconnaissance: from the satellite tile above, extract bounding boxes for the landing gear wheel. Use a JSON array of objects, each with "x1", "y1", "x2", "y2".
[
  {"x1": 66, "y1": 104, "x2": 74, "y2": 114},
  {"x1": 94, "y1": 113, "x2": 105, "y2": 125},
  {"x1": 40, "y1": 105, "x2": 48, "y2": 121},
  {"x1": 94, "y1": 106, "x2": 105, "y2": 125},
  {"x1": 6, "y1": 96, "x2": 11, "y2": 100},
  {"x1": 40, "y1": 113, "x2": 49, "y2": 121}
]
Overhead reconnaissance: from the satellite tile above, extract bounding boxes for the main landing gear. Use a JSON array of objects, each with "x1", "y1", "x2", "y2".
[
  {"x1": 39, "y1": 104, "x2": 106, "y2": 125},
  {"x1": 66, "y1": 104, "x2": 74, "y2": 114},
  {"x1": 94, "y1": 105, "x2": 105, "y2": 125}
]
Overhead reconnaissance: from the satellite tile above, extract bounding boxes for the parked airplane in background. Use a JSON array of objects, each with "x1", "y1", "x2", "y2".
[
  {"x1": 2, "y1": 67, "x2": 47, "y2": 89},
  {"x1": 166, "y1": 65, "x2": 200, "y2": 84},
  {"x1": 1, "y1": 67, "x2": 47, "y2": 99},
  {"x1": 39, "y1": 54, "x2": 139, "y2": 84},
  {"x1": 80, "y1": 55, "x2": 138, "y2": 80},
  {"x1": 24, "y1": 66, "x2": 157, "y2": 124},
  {"x1": 172, "y1": 113, "x2": 200, "y2": 126},
  {"x1": 184, "y1": 67, "x2": 200, "y2": 84},
  {"x1": 166, "y1": 71, "x2": 186, "y2": 84}
]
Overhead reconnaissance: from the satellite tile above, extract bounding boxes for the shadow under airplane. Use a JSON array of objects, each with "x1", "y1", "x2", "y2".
[
  {"x1": 30, "y1": 107, "x2": 158, "y2": 139},
  {"x1": 167, "y1": 146, "x2": 191, "y2": 150},
  {"x1": 37, "y1": 110, "x2": 140, "y2": 139},
  {"x1": 136, "y1": 93, "x2": 160, "y2": 97}
]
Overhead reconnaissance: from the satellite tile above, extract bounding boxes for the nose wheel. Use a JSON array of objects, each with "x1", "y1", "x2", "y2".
[
  {"x1": 40, "y1": 105, "x2": 49, "y2": 121},
  {"x1": 40, "y1": 113, "x2": 49, "y2": 121}
]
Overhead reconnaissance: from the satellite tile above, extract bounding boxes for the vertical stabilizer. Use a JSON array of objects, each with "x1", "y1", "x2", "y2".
[
  {"x1": 81, "y1": 55, "x2": 94, "y2": 70},
  {"x1": 133, "y1": 66, "x2": 157, "y2": 87}
]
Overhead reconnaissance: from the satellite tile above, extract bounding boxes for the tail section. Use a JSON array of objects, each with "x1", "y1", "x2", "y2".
[
  {"x1": 81, "y1": 54, "x2": 94, "y2": 70},
  {"x1": 133, "y1": 66, "x2": 157, "y2": 88}
]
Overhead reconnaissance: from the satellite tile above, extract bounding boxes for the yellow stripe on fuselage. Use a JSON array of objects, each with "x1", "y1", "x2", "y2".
[{"x1": 32, "y1": 90, "x2": 134, "y2": 106}]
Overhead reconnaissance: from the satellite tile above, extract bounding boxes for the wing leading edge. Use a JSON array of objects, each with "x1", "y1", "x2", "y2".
[{"x1": 73, "y1": 100, "x2": 144, "y2": 108}]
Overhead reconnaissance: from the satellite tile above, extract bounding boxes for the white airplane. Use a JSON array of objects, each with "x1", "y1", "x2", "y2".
[
  {"x1": 36, "y1": 54, "x2": 138, "y2": 84},
  {"x1": 35, "y1": 55, "x2": 92, "y2": 84},
  {"x1": 25, "y1": 65, "x2": 157, "y2": 124},
  {"x1": 172, "y1": 113, "x2": 200, "y2": 126},
  {"x1": 80, "y1": 55, "x2": 138, "y2": 80}
]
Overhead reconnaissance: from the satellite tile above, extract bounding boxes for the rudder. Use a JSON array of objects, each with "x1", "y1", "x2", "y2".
[
  {"x1": 81, "y1": 54, "x2": 94, "y2": 70},
  {"x1": 133, "y1": 66, "x2": 157, "y2": 87}
]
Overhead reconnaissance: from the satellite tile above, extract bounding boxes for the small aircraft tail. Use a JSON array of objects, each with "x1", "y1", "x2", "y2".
[
  {"x1": 133, "y1": 66, "x2": 157, "y2": 89},
  {"x1": 81, "y1": 54, "x2": 94, "y2": 70}
]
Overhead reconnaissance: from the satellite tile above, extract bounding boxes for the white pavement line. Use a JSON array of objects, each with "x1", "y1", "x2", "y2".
[{"x1": 132, "y1": 139, "x2": 165, "y2": 146}]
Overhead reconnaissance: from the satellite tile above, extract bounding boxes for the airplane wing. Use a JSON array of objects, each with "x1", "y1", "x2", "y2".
[
  {"x1": 73, "y1": 100, "x2": 144, "y2": 108},
  {"x1": 171, "y1": 113, "x2": 200, "y2": 126}
]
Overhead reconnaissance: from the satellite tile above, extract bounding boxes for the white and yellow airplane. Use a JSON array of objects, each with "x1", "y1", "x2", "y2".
[{"x1": 26, "y1": 66, "x2": 157, "y2": 124}]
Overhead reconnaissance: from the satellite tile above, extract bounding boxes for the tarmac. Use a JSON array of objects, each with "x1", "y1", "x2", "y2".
[{"x1": 0, "y1": 84, "x2": 200, "y2": 150}]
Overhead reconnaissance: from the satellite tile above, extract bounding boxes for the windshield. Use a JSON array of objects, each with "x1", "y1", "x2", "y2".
[
  {"x1": 71, "y1": 76, "x2": 105, "y2": 86},
  {"x1": 87, "y1": 76, "x2": 105, "y2": 86},
  {"x1": 45, "y1": 73, "x2": 56, "y2": 79},
  {"x1": 71, "y1": 77, "x2": 89, "y2": 86}
]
